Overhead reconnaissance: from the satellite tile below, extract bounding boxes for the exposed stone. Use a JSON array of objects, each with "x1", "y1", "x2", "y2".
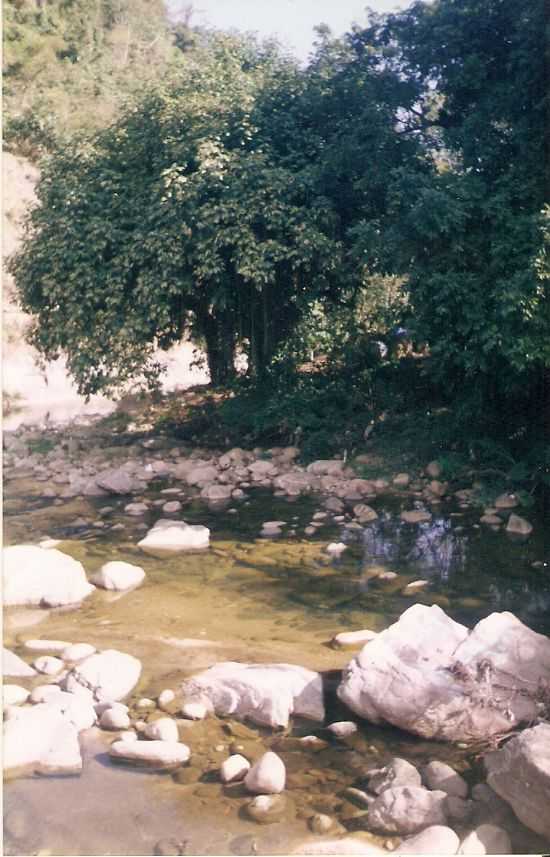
[
  {"x1": 423, "y1": 761, "x2": 468, "y2": 798},
  {"x1": 3, "y1": 545, "x2": 95, "y2": 607},
  {"x1": 245, "y1": 751, "x2": 286, "y2": 794},
  {"x1": 145, "y1": 717, "x2": 179, "y2": 742},
  {"x1": 181, "y1": 662, "x2": 324, "y2": 729},
  {"x1": 3, "y1": 685, "x2": 30, "y2": 706},
  {"x1": 368, "y1": 758, "x2": 422, "y2": 795},
  {"x1": 33, "y1": 655, "x2": 64, "y2": 675},
  {"x1": 398, "y1": 825, "x2": 459, "y2": 855},
  {"x1": 24, "y1": 639, "x2": 71, "y2": 653},
  {"x1": 494, "y1": 494, "x2": 519, "y2": 510},
  {"x1": 96, "y1": 467, "x2": 140, "y2": 494},
  {"x1": 338, "y1": 604, "x2": 550, "y2": 741},
  {"x1": 181, "y1": 700, "x2": 209, "y2": 720},
  {"x1": 426, "y1": 461, "x2": 442, "y2": 479},
  {"x1": 327, "y1": 721, "x2": 358, "y2": 738},
  {"x1": 62, "y1": 649, "x2": 142, "y2": 702},
  {"x1": 62, "y1": 643, "x2": 96, "y2": 662},
  {"x1": 100, "y1": 707, "x2": 131, "y2": 730},
  {"x1": 353, "y1": 505, "x2": 378, "y2": 523},
  {"x1": 29, "y1": 685, "x2": 64, "y2": 704},
  {"x1": 393, "y1": 474, "x2": 410, "y2": 488},
  {"x1": 90, "y1": 561, "x2": 145, "y2": 591},
  {"x1": 291, "y1": 835, "x2": 385, "y2": 854},
  {"x1": 458, "y1": 824, "x2": 512, "y2": 854},
  {"x1": 138, "y1": 519, "x2": 210, "y2": 555},
  {"x1": 402, "y1": 580, "x2": 430, "y2": 595},
  {"x1": 480, "y1": 515, "x2": 502, "y2": 526},
  {"x1": 201, "y1": 484, "x2": 233, "y2": 502},
  {"x1": 3, "y1": 648, "x2": 36, "y2": 677},
  {"x1": 221, "y1": 754, "x2": 250, "y2": 783},
  {"x1": 505, "y1": 514, "x2": 533, "y2": 537},
  {"x1": 326, "y1": 542, "x2": 348, "y2": 557},
  {"x1": 185, "y1": 465, "x2": 218, "y2": 486},
  {"x1": 158, "y1": 689, "x2": 176, "y2": 710},
  {"x1": 484, "y1": 722, "x2": 550, "y2": 839},
  {"x1": 3, "y1": 702, "x2": 82, "y2": 776},
  {"x1": 367, "y1": 786, "x2": 448, "y2": 834},
  {"x1": 109, "y1": 739, "x2": 190, "y2": 770}
]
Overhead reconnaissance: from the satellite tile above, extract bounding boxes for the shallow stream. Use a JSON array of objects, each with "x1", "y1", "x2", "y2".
[{"x1": 3, "y1": 471, "x2": 549, "y2": 856}]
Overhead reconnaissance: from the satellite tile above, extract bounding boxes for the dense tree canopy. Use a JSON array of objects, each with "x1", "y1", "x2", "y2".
[{"x1": 8, "y1": 0, "x2": 549, "y2": 451}]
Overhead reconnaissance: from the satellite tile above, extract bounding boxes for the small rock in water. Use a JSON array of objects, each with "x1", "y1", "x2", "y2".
[
  {"x1": 494, "y1": 493, "x2": 519, "y2": 510},
  {"x1": 304, "y1": 527, "x2": 316, "y2": 536},
  {"x1": 33, "y1": 655, "x2": 64, "y2": 675},
  {"x1": 100, "y1": 708, "x2": 131, "y2": 731},
  {"x1": 353, "y1": 504, "x2": 378, "y2": 523},
  {"x1": 181, "y1": 701, "x2": 209, "y2": 721},
  {"x1": 402, "y1": 579, "x2": 429, "y2": 595},
  {"x1": 119, "y1": 730, "x2": 138, "y2": 742},
  {"x1": 138, "y1": 519, "x2": 210, "y2": 555},
  {"x1": 221, "y1": 754, "x2": 251, "y2": 783},
  {"x1": 327, "y1": 721, "x2": 358, "y2": 738},
  {"x1": 331, "y1": 629, "x2": 378, "y2": 649},
  {"x1": 163, "y1": 500, "x2": 182, "y2": 514},
  {"x1": 505, "y1": 514, "x2": 533, "y2": 537},
  {"x1": 109, "y1": 739, "x2": 190, "y2": 770},
  {"x1": 137, "y1": 697, "x2": 156, "y2": 710},
  {"x1": 62, "y1": 643, "x2": 96, "y2": 662},
  {"x1": 393, "y1": 473, "x2": 410, "y2": 488},
  {"x1": 400, "y1": 510, "x2": 431, "y2": 524},
  {"x1": 158, "y1": 689, "x2": 176, "y2": 710},
  {"x1": 309, "y1": 814, "x2": 337, "y2": 835},
  {"x1": 245, "y1": 751, "x2": 286, "y2": 794},
  {"x1": 326, "y1": 543, "x2": 347, "y2": 557},
  {"x1": 24, "y1": 639, "x2": 71, "y2": 653},
  {"x1": 90, "y1": 561, "x2": 145, "y2": 591},
  {"x1": 245, "y1": 794, "x2": 287, "y2": 824},
  {"x1": 145, "y1": 718, "x2": 179, "y2": 742}
]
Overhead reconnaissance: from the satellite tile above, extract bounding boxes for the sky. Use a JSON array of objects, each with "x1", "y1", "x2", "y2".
[{"x1": 168, "y1": 0, "x2": 408, "y2": 62}]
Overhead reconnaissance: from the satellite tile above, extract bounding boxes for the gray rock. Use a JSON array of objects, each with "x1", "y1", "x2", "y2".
[
  {"x1": 367, "y1": 786, "x2": 448, "y2": 834},
  {"x1": 484, "y1": 722, "x2": 550, "y2": 839},
  {"x1": 423, "y1": 761, "x2": 468, "y2": 798},
  {"x1": 368, "y1": 758, "x2": 422, "y2": 795}
]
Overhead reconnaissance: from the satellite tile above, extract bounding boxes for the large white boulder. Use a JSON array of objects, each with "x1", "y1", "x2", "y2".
[
  {"x1": 337, "y1": 604, "x2": 550, "y2": 741},
  {"x1": 484, "y1": 723, "x2": 550, "y2": 839},
  {"x1": 3, "y1": 703, "x2": 82, "y2": 776},
  {"x1": 181, "y1": 662, "x2": 324, "y2": 728},
  {"x1": 137, "y1": 519, "x2": 210, "y2": 556},
  {"x1": 3, "y1": 545, "x2": 95, "y2": 607},
  {"x1": 90, "y1": 561, "x2": 145, "y2": 591},
  {"x1": 61, "y1": 649, "x2": 142, "y2": 702}
]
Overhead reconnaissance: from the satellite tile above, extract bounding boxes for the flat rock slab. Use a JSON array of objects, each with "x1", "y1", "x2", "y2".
[
  {"x1": 484, "y1": 723, "x2": 550, "y2": 839},
  {"x1": 138, "y1": 519, "x2": 210, "y2": 555},
  {"x1": 337, "y1": 604, "x2": 550, "y2": 741},
  {"x1": 181, "y1": 661, "x2": 324, "y2": 729},
  {"x1": 3, "y1": 545, "x2": 95, "y2": 607},
  {"x1": 109, "y1": 739, "x2": 190, "y2": 770}
]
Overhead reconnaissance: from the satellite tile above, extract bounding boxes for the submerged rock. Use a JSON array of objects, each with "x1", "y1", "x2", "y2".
[
  {"x1": 484, "y1": 722, "x2": 550, "y2": 839},
  {"x1": 138, "y1": 519, "x2": 210, "y2": 555},
  {"x1": 337, "y1": 604, "x2": 550, "y2": 741},
  {"x1": 3, "y1": 545, "x2": 95, "y2": 607},
  {"x1": 245, "y1": 794, "x2": 287, "y2": 824},
  {"x1": 181, "y1": 662, "x2": 324, "y2": 729}
]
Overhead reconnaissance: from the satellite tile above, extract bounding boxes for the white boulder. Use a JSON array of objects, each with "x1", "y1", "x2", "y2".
[
  {"x1": 109, "y1": 739, "x2": 190, "y2": 770},
  {"x1": 61, "y1": 649, "x2": 142, "y2": 702},
  {"x1": 244, "y1": 751, "x2": 286, "y2": 794},
  {"x1": 62, "y1": 643, "x2": 96, "y2": 662},
  {"x1": 3, "y1": 546, "x2": 95, "y2": 607},
  {"x1": 3, "y1": 685, "x2": 29, "y2": 706},
  {"x1": 90, "y1": 561, "x2": 145, "y2": 591},
  {"x1": 398, "y1": 825, "x2": 460, "y2": 854},
  {"x1": 100, "y1": 707, "x2": 131, "y2": 730},
  {"x1": 24, "y1": 639, "x2": 71, "y2": 653},
  {"x1": 181, "y1": 662, "x2": 324, "y2": 729},
  {"x1": 484, "y1": 722, "x2": 550, "y2": 839},
  {"x1": 332, "y1": 630, "x2": 378, "y2": 649},
  {"x1": 221, "y1": 754, "x2": 250, "y2": 783},
  {"x1": 327, "y1": 721, "x2": 358, "y2": 738},
  {"x1": 3, "y1": 703, "x2": 82, "y2": 776},
  {"x1": 33, "y1": 655, "x2": 64, "y2": 675},
  {"x1": 144, "y1": 717, "x2": 179, "y2": 742},
  {"x1": 138, "y1": 519, "x2": 210, "y2": 556},
  {"x1": 338, "y1": 604, "x2": 550, "y2": 741}
]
